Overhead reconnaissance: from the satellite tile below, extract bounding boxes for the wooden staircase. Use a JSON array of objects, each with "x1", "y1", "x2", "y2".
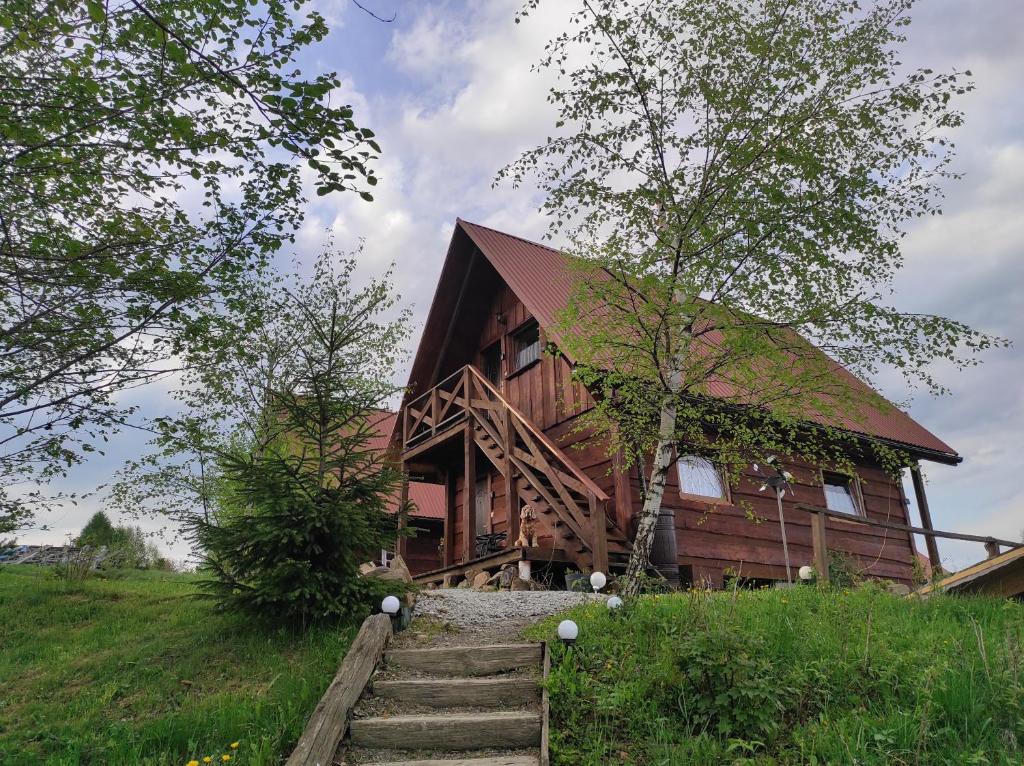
[
  {"x1": 401, "y1": 365, "x2": 631, "y2": 573},
  {"x1": 345, "y1": 643, "x2": 544, "y2": 765}
]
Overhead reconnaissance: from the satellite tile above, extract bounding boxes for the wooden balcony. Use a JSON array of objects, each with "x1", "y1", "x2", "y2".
[{"x1": 399, "y1": 365, "x2": 630, "y2": 574}]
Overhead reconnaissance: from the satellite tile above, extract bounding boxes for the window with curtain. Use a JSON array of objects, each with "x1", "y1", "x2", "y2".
[
  {"x1": 677, "y1": 455, "x2": 728, "y2": 500},
  {"x1": 511, "y1": 322, "x2": 540, "y2": 372}
]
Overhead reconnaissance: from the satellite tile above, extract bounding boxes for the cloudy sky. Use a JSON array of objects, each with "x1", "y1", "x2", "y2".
[{"x1": 25, "y1": 0, "x2": 1022, "y2": 571}]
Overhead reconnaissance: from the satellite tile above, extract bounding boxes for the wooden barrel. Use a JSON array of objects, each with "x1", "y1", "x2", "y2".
[{"x1": 650, "y1": 509, "x2": 680, "y2": 586}]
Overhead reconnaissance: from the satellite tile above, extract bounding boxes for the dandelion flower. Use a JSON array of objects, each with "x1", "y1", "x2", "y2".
[
  {"x1": 187, "y1": 761, "x2": 200, "y2": 766},
  {"x1": 230, "y1": 742, "x2": 240, "y2": 750},
  {"x1": 203, "y1": 758, "x2": 212, "y2": 765},
  {"x1": 222, "y1": 756, "x2": 231, "y2": 763}
]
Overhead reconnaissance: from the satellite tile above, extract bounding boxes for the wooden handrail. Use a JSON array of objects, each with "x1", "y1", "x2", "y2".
[
  {"x1": 796, "y1": 503, "x2": 1023, "y2": 550},
  {"x1": 463, "y1": 364, "x2": 610, "y2": 503}
]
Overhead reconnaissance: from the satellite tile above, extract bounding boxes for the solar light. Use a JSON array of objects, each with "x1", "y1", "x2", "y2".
[
  {"x1": 590, "y1": 571, "x2": 607, "y2": 593},
  {"x1": 381, "y1": 595, "x2": 401, "y2": 615},
  {"x1": 557, "y1": 619, "x2": 579, "y2": 646},
  {"x1": 798, "y1": 565, "x2": 814, "y2": 582},
  {"x1": 606, "y1": 595, "x2": 624, "y2": 610}
]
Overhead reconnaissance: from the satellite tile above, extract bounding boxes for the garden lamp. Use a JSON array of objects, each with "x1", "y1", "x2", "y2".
[{"x1": 557, "y1": 619, "x2": 579, "y2": 646}]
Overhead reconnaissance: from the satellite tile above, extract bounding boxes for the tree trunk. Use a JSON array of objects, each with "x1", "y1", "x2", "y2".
[{"x1": 622, "y1": 394, "x2": 678, "y2": 596}]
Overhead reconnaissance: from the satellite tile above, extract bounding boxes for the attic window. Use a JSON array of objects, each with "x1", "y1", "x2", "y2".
[
  {"x1": 511, "y1": 321, "x2": 540, "y2": 372},
  {"x1": 823, "y1": 472, "x2": 861, "y2": 516},
  {"x1": 677, "y1": 455, "x2": 729, "y2": 502}
]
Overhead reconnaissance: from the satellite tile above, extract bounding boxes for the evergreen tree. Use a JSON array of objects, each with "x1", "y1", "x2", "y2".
[{"x1": 75, "y1": 511, "x2": 116, "y2": 547}]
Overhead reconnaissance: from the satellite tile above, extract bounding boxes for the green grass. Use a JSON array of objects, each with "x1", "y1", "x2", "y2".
[
  {"x1": 528, "y1": 585, "x2": 1024, "y2": 765},
  {"x1": 0, "y1": 565, "x2": 357, "y2": 766}
]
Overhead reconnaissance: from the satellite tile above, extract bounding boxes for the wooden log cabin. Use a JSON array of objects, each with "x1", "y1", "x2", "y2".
[{"x1": 389, "y1": 219, "x2": 962, "y2": 587}]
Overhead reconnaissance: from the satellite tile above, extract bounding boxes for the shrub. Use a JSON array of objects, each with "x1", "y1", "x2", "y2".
[{"x1": 196, "y1": 440, "x2": 402, "y2": 626}]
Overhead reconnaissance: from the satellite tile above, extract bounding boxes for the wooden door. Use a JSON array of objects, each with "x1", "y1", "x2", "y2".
[{"x1": 474, "y1": 476, "x2": 490, "y2": 537}]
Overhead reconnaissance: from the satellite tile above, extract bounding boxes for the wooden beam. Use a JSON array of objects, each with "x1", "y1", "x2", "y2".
[
  {"x1": 401, "y1": 418, "x2": 466, "y2": 461},
  {"x1": 444, "y1": 469, "x2": 455, "y2": 567},
  {"x1": 463, "y1": 423, "x2": 476, "y2": 564},
  {"x1": 541, "y1": 642, "x2": 551, "y2": 766},
  {"x1": 589, "y1": 495, "x2": 609, "y2": 574},
  {"x1": 285, "y1": 614, "x2": 391, "y2": 766},
  {"x1": 397, "y1": 468, "x2": 410, "y2": 560},
  {"x1": 503, "y1": 408, "x2": 519, "y2": 544},
  {"x1": 810, "y1": 510, "x2": 830, "y2": 586},
  {"x1": 797, "y1": 502, "x2": 1022, "y2": 549},
  {"x1": 611, "y1": 445, "x2": 632, "y2": 536},
  {"x1": 911, "y1": 464, "x2": 943, "y2": 572}
]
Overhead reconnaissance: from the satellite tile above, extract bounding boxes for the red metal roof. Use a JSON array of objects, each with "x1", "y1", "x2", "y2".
[
  {"x1": 367, "y1": 410, "x2": 445, "y2": 519},
  {"x1": 454, "y1": 219, "x2": 958, "y2": 462}
]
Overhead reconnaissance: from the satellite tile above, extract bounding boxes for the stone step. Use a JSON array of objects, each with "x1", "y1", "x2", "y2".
[
  {"x1": 371, "y1": 757, "x2": 538, "y2": 766},
  {"x1": 384, "y1": 643, "x2": 541, "y2": 676},
  {"x1": 372, "y1": 677, "x2": 539, "y2": 708},
  {"x1": 350, "y1": 711, "x2": 541, "y2": 750}
]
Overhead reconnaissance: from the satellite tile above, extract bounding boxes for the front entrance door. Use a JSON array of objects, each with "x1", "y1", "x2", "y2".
[
  {"x1": 474, "y1": 476, "x2": 490, "y2": 538},
  {"x1": 482, "y1": 342, "x2": 502, "y2": 390}
]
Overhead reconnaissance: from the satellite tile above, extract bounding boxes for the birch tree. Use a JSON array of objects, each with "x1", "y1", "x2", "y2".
[{"x1": 502, "y1": 0, "x2": 1006, "y2": 593}]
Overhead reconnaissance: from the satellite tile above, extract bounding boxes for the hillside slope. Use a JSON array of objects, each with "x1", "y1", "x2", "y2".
[
  {"x1": 530, "y1": 586, "x2": 1024, "y2": 765},
  {"x1": 0, "y1": 566, "x2": 355, "y2": 765}
]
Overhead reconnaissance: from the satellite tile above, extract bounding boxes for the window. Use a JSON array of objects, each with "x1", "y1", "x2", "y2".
[
  {"x1": 511, "y1": 322, "x2": 540, "y2": 372},
  {"x1": 677, "y1": 455, "x2": 728, "y2": 501},
  {"x1": 822, "y1": 472, "x2": 861, "y2": 516}
]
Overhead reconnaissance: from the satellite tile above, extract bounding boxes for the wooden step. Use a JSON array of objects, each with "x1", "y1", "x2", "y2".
[
  {"x1": 350, "y1": 711, "x2": 541, "y2": 750},
  {"x1": 384, "y1": 644, "x2": 542, "y2": 676},
  {"x1": 372, "y1": 756, "x2": 538, "y2": 766},
  {"x1": 372, "y1": 677, "x2": 539, "y2": 708}
]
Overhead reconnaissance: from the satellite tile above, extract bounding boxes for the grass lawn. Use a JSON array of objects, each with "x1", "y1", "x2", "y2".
[
  {"x1": 0, "y1": 565, "x2": 356, "y2": 766},
  {"x1": 529, "y1": 585, "x2": 1024, "y2": 766}
]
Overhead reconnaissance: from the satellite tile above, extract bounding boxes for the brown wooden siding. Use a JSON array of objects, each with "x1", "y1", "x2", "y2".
[
  {"x1": 474, "y1": 284, "x2": 592, "y2": 430},
  {"x1": 405, "y1": 519, "x2": 444, "y2": 575},
  {"x1": 662, "y1": 455, "x2": 915, "y2": 586}
]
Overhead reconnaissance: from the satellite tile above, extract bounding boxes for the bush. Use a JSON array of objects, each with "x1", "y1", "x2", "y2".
[{"x1": 196, "y1": 442, "x2": 402, "y2": 626}]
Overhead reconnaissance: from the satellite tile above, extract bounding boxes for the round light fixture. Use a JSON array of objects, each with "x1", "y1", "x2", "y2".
[
  {"x1": 557, "y1": 619, "x2": 579, "y2": 645},
  {"x1": 589, "y1": 571, "x2": 607, "y2": 592},
  {"x1": 798, "y1": 565, "x2": 814, "y2": 582},
  {"x1": 606, "y1": 595, "x2": 624, "y2": 610},
  {"x1": 381, "y1": 595, "x2": 401, "y2": 615}
]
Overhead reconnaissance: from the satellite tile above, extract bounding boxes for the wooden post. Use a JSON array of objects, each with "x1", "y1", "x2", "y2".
[
  {"x1": 463, "y1": 423, "x2": 476, "y2": 563},
  {"x1": 285, "y1": 614, "x2": 392, "y2": 766},
  {"x1": 503, "y1": 408, "x2": 519, "y2": 545},
  {"x1": 396, "y1": 466, "x2": 409, "y2": 560},
  {"x1": 985, "y1": 540, "x2": 1001, "y2": 559},
  {"x1": 611, "y1": 445, "x2": 633, "y2": 536},
  {"x1": 911, "y1": 464, "x2": 942, "y2": 573},
  {"x1": 811, "y1": 509, "x2": 830, "y2": 586},
  {"x1": 589, "y1": 494, "x2": 609, "y2": 574},
  {"x1": 430, "y1": 386, "x2": 441, "y2": 439},
  {"x1": 444, "y1": 469, "x2": 455, "y2": 567}
]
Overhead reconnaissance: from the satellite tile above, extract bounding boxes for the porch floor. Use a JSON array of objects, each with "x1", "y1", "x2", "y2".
[{"x1": 412, "y1": 545, "x2": 572, "y2": 585}]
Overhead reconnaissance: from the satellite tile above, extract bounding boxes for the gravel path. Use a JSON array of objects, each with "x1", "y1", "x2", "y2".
[{"x1": 396, "y1": 589, "x2": 603, "y2": 646}]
